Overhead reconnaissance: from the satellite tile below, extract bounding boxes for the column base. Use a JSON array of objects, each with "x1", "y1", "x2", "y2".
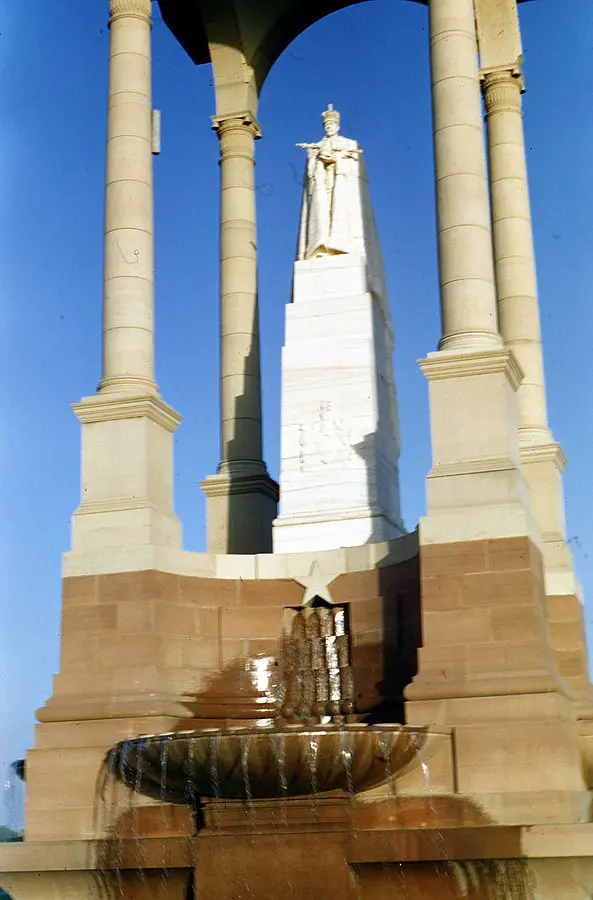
[
  {"x1": 200, "y1": 468, "x2": 278, "y2": 554},
  {"x1": 419, "y1": 348, "x2": 539, "y2": 545},
  {"x1": 71, "y1": 392, "x2": 182, "y2": 553}
]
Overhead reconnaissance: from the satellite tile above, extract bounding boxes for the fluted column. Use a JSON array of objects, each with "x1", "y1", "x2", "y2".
[
  {"x1": 68, "y1": 0, "x2": 181, "y2": 557},
  {"x1": 200, "y1": 113, "x2": 278, "y2": 555},
  {"x1": 215, "y1": 114, "x2": 265, "y2": 473},
  {"x1": 429, "y1": 0, "x2": 501, "y2": 351},
  {"x1": 482, "y1": 67, "x2": 549, "y2": 444},
  {"x1": 418, "y1": 0, "x2": 536, "y2": 553},
  {"x1": 100, "y1": 0, "x2": 156, "y2": 395}
]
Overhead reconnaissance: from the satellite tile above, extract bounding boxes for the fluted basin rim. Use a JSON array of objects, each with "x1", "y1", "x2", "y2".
[{"x1": 106, "y1": 723, "x2": 432, "y2": 803}]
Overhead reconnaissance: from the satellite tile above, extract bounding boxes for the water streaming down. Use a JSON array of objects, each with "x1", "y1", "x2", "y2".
[
  {"x1": 449, "y1": 861, "x2": 535, "y2": 900},
  {"x1": 96, "y1": 746, "x2": 124, "y2": 900},
  {"x1": 281, "y1": 604, "x2": 354, "y2": 721},
  {"x1": 159, "y1": 737, "x2": 172, "y2": 898},
  {"x1": 3, "y1": 763, "x2": 24, "y2": 838},
  {"x1": 133, "y1": 740, "x2": 147, "y2": 878}
]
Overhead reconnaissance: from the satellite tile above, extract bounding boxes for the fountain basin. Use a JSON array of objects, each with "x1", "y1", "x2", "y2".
[{"x1": 107, "y1": 724, "x2": 429, "y2": 804}]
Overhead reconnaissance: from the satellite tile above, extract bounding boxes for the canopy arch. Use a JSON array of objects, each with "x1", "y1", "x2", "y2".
[
  {"x1": 158, "y1": 0, "x2": 531, "y2": 117},
  {"x1": 158, "y1": 0, "x2": 425, "y2": 116}
]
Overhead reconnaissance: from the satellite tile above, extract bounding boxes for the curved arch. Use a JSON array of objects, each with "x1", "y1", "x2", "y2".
[
  {"x1": 158, "y1": 0, "x2": 533, "y2": 116},
  {"x1": 157, "y1": 1, "x2": 422, "y2": 70},
  {"x1": 249, "y1": 1, "x2": 377, "y2": 91}
]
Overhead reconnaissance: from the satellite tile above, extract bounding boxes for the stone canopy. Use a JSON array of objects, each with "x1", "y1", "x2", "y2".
[{"x1": 157, "y1": 0, "x2": 531, "y2": 115}]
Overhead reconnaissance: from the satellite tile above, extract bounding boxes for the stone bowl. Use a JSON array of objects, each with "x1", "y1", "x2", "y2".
[{"x1": 106, "y1": 723, "x2": 428, "y2": 804}]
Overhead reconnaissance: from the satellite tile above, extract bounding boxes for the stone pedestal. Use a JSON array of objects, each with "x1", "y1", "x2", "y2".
[
  {"x1": 405, "y1": 536, "x2": 588, "y2": 824},
  {"x1": 201, "y1": 470, "x2": 278, "y2": 555},
  {"x1": 71, "y1": 393, "x2": 182, "y2": 553},
  {"x1": 274, "y1": 254, "x2": 404, "y2": 553},
  {"x1": 419, "y1": 348, "x2": 535, "y2": 545}
]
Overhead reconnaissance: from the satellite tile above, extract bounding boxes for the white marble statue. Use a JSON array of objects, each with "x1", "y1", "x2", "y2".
[
  {"x1": 296, "y1": 105, "x2": 389, "y2": 305},
  {"x1": 297, "y1": 104, "x2": 363, "y2": 259}
]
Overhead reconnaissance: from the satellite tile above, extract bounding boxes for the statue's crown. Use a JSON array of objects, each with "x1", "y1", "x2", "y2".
[{"x1": 322, "y1": 104, "x2": 340, "y2": 127}]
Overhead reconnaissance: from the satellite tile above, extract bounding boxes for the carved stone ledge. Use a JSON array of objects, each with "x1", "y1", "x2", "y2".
[
  {"x1": 72, "y1": 393, "x2": 182, "y2": 433},
  {"x1": 419, "y1": 348, "x2": 524, "y2": 390}
]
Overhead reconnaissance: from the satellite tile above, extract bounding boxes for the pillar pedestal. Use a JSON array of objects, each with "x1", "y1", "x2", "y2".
[
  {"x1": 419, "y1": 348, "x2": 535, "y2": 546},
  {"x1": 70, "y1": 393, "x2": 182, "y2": 555},
  {"x1": 200, "y1": 468, "x2": 278, "y2": 555}
]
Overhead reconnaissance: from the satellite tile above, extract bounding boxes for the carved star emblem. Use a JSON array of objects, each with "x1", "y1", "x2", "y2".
[{"x1": 295, "y1": 562, "x2": 335, "y2": 607}]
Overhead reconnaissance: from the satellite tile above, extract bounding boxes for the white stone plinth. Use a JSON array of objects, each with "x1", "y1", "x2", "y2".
[{"x1": 274, "y1": 254, "x2": 404, "y2": 554}]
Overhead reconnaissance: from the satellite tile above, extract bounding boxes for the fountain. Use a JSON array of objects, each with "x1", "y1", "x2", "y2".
[
  {"x1": 107, "y1": 724, "x2": 428, "y2": 804},
  {"x1": 105, "y1": 603, "x2": 426, "y2": 806},
  {"x1": 106, "y1": 601, "x2": 432, "y2": 811}
]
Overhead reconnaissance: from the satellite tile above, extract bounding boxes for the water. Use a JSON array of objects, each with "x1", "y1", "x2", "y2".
[
  {"x1": 280, "y1": 604, "x2": 354, "y2": 721},
  {"x1": 240, "y1": 734, "x2": 253, "y2": 809},
  {"x1": 306, "y1": 733, "x2": 320, "y2": 821},
  {"x1": 450, "y1": 861, "x2": 535, "y2": 899},
  {"x1": 158, "y1": 738, "x2": 171, "y2": 899},
  {"x1": 133, "y1": 740, "x2": 147, "y2": 878},
  {"x1": 2, "y1": 762, "x2": 24, "y2": 837}
]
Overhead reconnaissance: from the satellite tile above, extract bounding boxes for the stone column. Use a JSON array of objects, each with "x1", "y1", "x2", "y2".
[
  {"x1": 68, "y1": 0, "x2": 181, "y2": 558},
  {"x1": 216, "y1": 114, "x2": 264, "y2": 471},
  {"x1": 482, "y1": 66, "x2": 590, "y2": 702},
  {"x1": 201, "y1": 114, "x2": 278, "y2": 555},
  {"x1": 100, "y1": 0, "x2": 157, "y2": 396},
  {"x1": 420, "y1": 0, "x2": 532, "y2": 550},
  {"x1": 482, "y1": 67, "x2": 548, "y2": 443},
  {"x1": 430, "y1": 0, "x2": 501, "y2": 352}
]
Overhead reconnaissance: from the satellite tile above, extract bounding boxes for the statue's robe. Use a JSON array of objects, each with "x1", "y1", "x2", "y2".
[
  {"x1": 298, "y1": 135, "x2": 360, "y2": 259},
  {"x1": 296, "y1": 132, "x2": 391, "y2": 348}
]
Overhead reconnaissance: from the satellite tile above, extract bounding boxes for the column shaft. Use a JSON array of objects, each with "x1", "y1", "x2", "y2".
[
  {"x1": 429, "y1": 0, "x2": 501, "y2": 350},
  {"x1": 100, "y1": 0, "x2": 156, "y2": 395},
  {"x1": 482, "y1": 68, "x2": 549, "y2": 442},
  {"x1": 216, "y1": 115, "x2": 264, "y2": 473}
]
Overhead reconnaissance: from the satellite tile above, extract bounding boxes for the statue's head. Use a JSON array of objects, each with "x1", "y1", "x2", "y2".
[{"x1": 322, "y1": 104, "x2": 340, "y2": 137}]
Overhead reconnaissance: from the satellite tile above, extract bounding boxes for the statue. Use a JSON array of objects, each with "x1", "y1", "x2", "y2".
[
  {"x1": 276, "y1": 104, "x2": 404, "y2": 553},
  {"x1": 297, "y1": 104, "x2": 363, "y2": 260}
]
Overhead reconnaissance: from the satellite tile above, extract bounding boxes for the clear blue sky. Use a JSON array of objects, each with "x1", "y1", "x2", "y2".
[{"x1": 1, "y1": 0, "x2": 591, "y2": 825}]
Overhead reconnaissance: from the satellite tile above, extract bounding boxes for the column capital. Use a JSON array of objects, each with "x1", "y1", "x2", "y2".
[
  {"x1": 212, "y1": 112, "x2": 262, "y2": 140},
  {"x1": 212, "y1": 113, "x2": 262, "y2": 163},
  {"x1": 110, "y1": 0, "x2": 151, "y2": 26},
  {"x1": 480, "y1": 65, "x2": 525, "y2": 114}
]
